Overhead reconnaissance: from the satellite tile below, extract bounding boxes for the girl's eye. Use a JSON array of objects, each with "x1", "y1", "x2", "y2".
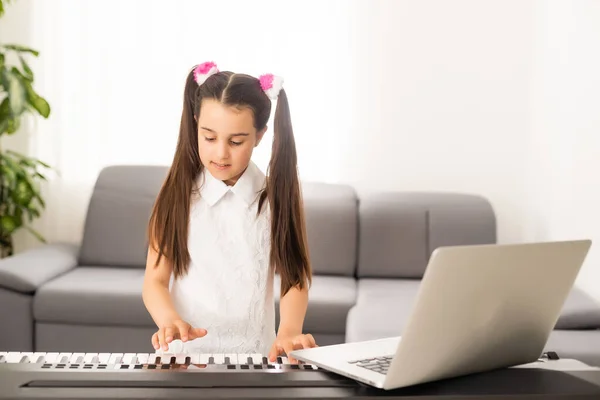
[
  {"x1": 204, "y1": 137, "x2": 216, "y2": 142},
  {"x1": 231, "y1": 141, "x2": 243, "y2": 146}
]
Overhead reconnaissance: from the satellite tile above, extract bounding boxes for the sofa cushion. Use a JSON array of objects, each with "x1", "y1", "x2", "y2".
[
  {"x1": 345, "y1": 279, "x2": 420, "y2": 342},
  {"x1": 357, "y1": 193, "x2": 496, "y2": 279},
  {"x1": 33, "y1": 267, "x2": 153, "y2": 326},
  {"x1": 79, "y1": 165, "x2": 168, "y2": 268},
  {"x1": 545, "y1": 329, "x2": 600, "y2": 367},
  {"x1": 555, "y1": 287, "x2": 600, "y2": 329},
  {"x1": 302, "y1": 182, "x2": 358, "y2": 276},
  {"x1": 274, "y1": 274, "x2": 357, "y2": 335}
]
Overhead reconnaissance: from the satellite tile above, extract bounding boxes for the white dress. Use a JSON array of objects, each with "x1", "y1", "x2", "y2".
[{"x1": 166, "y1": 161, "x2": 276, "y2": 355}]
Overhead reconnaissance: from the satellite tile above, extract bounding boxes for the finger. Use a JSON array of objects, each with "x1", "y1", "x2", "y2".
[
  {"x1": 268, "y1": 343, "x2": 278, "y2": 362},
  {"x1": 305, "y1": 334, "x2": 317, "y2": 347},
  {"x1": 173, "y1": 321, "x2": 190, "y2": 342},
  {"x1": 158, "y1": 329, "x2": 168, "y2": 351},
  {"x1": 269, "y1": 343, "x2": 283, "y2": 362},
  {"x1": 283, "y1": 342, "x2": 297, "y2": 364},
  {"x1": 151, "y1": 332, "x2": 160, "y2": 350},
  {"x1": 189, "y1": 327, "x2": 207, "y2": 340},
  {"x1": 299, "y1": 336, "x2": 312, "y2": 349},
  {"x1": 165, "y1": 326, "x2": 175, "y2": 343}
]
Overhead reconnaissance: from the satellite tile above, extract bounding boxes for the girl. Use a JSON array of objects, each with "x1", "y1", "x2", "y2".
[{"x1": 142, "y1": 62, "x2": 316, "y2": 363}]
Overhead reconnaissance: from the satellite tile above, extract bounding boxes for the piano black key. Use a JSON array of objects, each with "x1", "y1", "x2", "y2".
[
  {"x1": 155, "y1": 356, "x2": 161, "y2": 364},
  {"x1": 147, "y1": 365, "x2": 156, "y2": 369},
  {"x1": 277, "y1": 356, "x2": 283, "y2": 364},
  {"x1": 223, "y1": 357, "x2": 230, "y2": 365},
  {"x1": 247, "y1": 357, "x2": 253, "y2": 365},
  {"x1": 169, "y1": 356, "x2": 176, "y2": 365},
  {"x1": 208, "y1": 356, "x2": 215, "y2": 364},
  {"x1": 185, "y1": 356, "x2": 191, "y2": 365},
  {"x1": 262, "y1": 356, "x2": 268, "y2": 365}
]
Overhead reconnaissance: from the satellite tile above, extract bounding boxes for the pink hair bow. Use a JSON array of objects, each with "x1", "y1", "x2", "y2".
[
  {"x1": 194, "y1": 61, "x2": 219, "y2": 85},
  {"x1": 259, "y1": 73, "x2": 284, "y2": 99}
]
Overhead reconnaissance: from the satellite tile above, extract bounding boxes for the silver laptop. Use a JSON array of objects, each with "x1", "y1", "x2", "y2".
[{"x1": 290, "y1": 240, "x2": 592, "y2": 390}]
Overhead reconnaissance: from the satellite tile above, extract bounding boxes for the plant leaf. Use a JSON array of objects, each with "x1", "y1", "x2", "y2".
[
  {"x1": 6, "y1": 115, "x2": 19, "y2": 134},
  {"x1": 3, "y1": 44, "x2": 39, "y2": 56},
  {"x1": 4, "y1": 69, "x2": 26, "y2": 115},
  {"x1": 19, "y1": 56, "x2": 34, "y2": 81},
  {"x1": 0, "y1": 215, "x2": 18, "y2": 235},
  {"x1": 24, "y1": 82, "x2": 50, "y2": 118}
]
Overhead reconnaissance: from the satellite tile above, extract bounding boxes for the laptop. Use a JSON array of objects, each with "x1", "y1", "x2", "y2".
[{"x1": 290, "y1": 240, "x2": 592, "y2": 390}]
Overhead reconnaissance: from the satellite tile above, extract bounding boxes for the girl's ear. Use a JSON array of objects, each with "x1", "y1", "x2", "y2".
[{"x1": 256, "y1": 126, "x2": 268, "y2": 147}]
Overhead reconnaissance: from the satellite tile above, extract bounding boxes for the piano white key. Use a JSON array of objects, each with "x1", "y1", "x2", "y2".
[
  {"x1": 175, "y1": 353, "x2": 189, "y2": 365},
  {"x1": 280, "y1": 356, "x2": 290, "y2": 365},
  {"x1": 224, "y1": 353, "x2": 238, "y2": 365},
  {"x1": 6, "y1": 352, "x2": 25, "y2": 363},
  {"x1": 0, "y1": 352, "x2": 7, "y2": 362},
  {"x1": 57, "y1": 352, "x2": 72, "y2": 364},
  {"x1": 238, "y1": 353, "x2": 251, "y2": 364},
  {"x1": 189, "y1": 353, "x2": 201, "y2": 364},
  {"x1": 18, "y1": 352, "x2": 34, "y2": 362},
  {"x1": 97, "y1": 353, "x2": 111, "y2": 364},
  {"x1": 43, "y1": 352, "x2": 59, "y2": 363},
  {"x1": 108, "y1": 353, "x2": 123, "y2": 364},
  {"x1": 198, "y1": 354, "x2": 210, "y2": 364},
  {"x1": 70, "y1": 353, "x2": 86, "y2": 364},
  {"x1": 122, "y1": 353, "x2": 137, "y2": 364},
  {"x1": 211, "y1": 354, "x2": 225, "y2": 364},
  {"x1": 136, "y1": 353, "x2": 149, "y2": 364},
  {"x1": 250, "y1": 353, "x2": 264, "y2": 365},
  {"x1": 31, "y1": 352, "x2": 47, "y2": 363},
  {"x1": 160, "y1": 353, "x2": 175, "y2": 363},
  {"x1": 148, "y1": 354, "x2": 160, "y2": 364},
  {"x1": 83, "y1": 353, "x2": 98, "y2": 364}
]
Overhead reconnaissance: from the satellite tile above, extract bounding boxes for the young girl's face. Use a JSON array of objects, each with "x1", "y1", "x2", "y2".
[{"x1": 197, "y1": 99, "x2": 266, "y2": 186}]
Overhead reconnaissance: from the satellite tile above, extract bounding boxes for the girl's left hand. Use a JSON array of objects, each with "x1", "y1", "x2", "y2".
[{"x1": 268, "y1": 333, "x2": 318, "y2": 364}]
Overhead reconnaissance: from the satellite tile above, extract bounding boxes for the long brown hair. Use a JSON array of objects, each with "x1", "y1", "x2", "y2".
[{"x1": 148, "y1": 67, "x2": 311, "y2": 296}]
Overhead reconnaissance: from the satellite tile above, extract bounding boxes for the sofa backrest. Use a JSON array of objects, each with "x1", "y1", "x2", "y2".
[
  {"x1": 356, "y1": 192, "x2": 496, "y2": 279},
  {"x1": 79, "y1": 165, "x2": 168, "y2": 268},
  {"x1": 79, "y1": 165, "x2": 359, "y2": 276}
]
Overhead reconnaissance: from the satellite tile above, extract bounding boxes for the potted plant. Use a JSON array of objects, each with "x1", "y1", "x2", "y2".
[{"x1": 0, "y1": 0, "x2": 52, "y2": 258}]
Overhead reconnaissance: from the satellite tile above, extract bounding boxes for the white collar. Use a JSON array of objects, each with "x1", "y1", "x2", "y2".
[{"x1": 198, "y1": 161, "x2": 266, "y2": 207}]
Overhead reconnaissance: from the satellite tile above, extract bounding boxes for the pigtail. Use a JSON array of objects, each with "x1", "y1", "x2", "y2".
[
  {"x1": 147, "y1": 69, "x2": 202, "y2": 279},
  {"x1": 260, "y1": 89, "x2": 312, "y2": 297}
]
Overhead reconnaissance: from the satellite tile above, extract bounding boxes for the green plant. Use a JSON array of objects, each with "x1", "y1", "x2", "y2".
[{"x1": 0, "y1": 0, "x2": 52, "y2": 258}]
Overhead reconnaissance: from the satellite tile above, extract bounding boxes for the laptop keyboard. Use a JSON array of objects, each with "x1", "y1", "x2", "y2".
[{"x1": 348, "y1": 355, "x2": 393, "y2": 375}]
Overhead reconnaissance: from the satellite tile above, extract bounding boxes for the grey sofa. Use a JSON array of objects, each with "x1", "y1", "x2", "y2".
[{"x1": 1, "y1": 165, "x2": 600, "y2": 366}]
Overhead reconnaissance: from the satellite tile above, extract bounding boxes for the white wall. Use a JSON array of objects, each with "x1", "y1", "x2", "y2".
[
  {"x1": 341, "y1": 0, "x2": 534, "y2": 247},
  {"x1": 527, "y1": 0, "x2": 600, "y2": 298},
  {"x1": 1, "y1": 0, "x2": 599, "y2": 298}
]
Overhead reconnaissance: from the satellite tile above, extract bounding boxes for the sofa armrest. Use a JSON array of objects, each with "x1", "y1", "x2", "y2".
[{"x1": 0, "y1": 243, "x2": 79, "y2": 294}]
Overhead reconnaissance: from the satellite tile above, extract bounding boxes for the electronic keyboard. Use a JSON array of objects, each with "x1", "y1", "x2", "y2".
[{"x1": 2, "y1": 351, "x2": 600, "y2": 399}]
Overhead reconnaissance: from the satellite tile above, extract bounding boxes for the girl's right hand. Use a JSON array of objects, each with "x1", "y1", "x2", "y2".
[{"x1": 152, "y1": 319, "x2": 207, "y2": 351}]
